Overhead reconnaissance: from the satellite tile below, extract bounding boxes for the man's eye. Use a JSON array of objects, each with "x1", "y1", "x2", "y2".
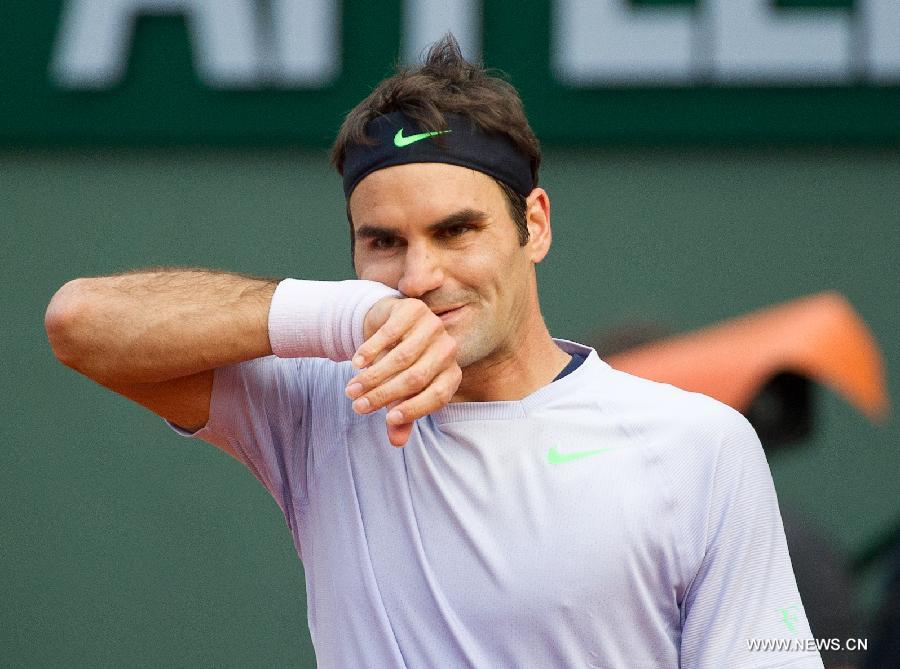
[
  {"x1": 371, "y1": 237, "x2": 398, "y2": 250},
  {"x1": 442, "y1": 225, "x2": 471, "y2": 238}
]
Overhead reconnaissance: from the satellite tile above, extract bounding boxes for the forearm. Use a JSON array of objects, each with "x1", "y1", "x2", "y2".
[{"x1": 45, "y1": 268, "x2": 277, "y2": 384}]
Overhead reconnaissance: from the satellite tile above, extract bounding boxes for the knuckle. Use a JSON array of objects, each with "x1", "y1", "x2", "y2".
[
  {"x1": 365, "y1": 388, "x2": 384, "y2": 408},
  {"x1": 401, "y1": 298, "x2": 425, "y2": 318},
  {"x1": 358, "y1": 371, "x2": 376, "y2": 387},
  {"x1": 447, "y1": 369, "x2": 462, "y2": 394},
  {"x1": 435, "y1": 384, "x2": 453, "y2": 404},
  {"x1": 405, "y1": 368, "x2": 427, "y2": 391},
  {"x1": 393, "y1": 346, "x2": 415, "y2": 368},
  {"x1": 421, "y1": 304, "x2": 441, "y2": 325},
  {"x1": 380, "y1": 323, "x2": 401, "y2": 341},
  {"x1": 443, "y1": 335, "x2": 459, "y2": 357},
  {"x1": 396, "y1": 399, "x2": 419, "y2": 420},
  {"x1": 359, "y1": 366, "x2": 382, "y2": 386},
  {"x1": 418, "y1": 308, "x2": 433, "y2": 325}
]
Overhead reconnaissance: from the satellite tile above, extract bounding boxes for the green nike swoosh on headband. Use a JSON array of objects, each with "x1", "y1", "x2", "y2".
[
  {"x1": 393, "y1": 128, "x2": 452, "y2": 148},
  {"x1": 546, "y1": 445, "x2": 619, "y2": 465}
]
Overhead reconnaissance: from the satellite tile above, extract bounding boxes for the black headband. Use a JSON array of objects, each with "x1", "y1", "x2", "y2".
[{"x1": 342, "y1": 111, "x2": 534, "y2": 199}]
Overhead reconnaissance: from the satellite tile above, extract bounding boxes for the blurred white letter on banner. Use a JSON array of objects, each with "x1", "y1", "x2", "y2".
[
  {"x1": 403, "y1": 0, "x2": 480, "y2": 64},
  {"x1": 706, "y1": 0, "x2": 852, "y2": 83},
  {"x1": 861, "y1": 0, "x2": 900, "y2": 81},
  {"x1": 51, "y1": 0, "x2": 260, "y2": 88},
  {"x1": 51, "y1": 0, "x2": 340, "y2": 89},
  {"x1": 553, "y1": 0, "x2": 693, "y2": 85},
  {"x1": 271, "y1": 0, "x2": 341, "y2": 85},
  {"x1": 271, "y1": 0, "x2": 341, "y2": 86}
]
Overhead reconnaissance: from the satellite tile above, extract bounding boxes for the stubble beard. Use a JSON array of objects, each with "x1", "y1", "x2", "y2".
[
  {"x1": 449, "y1": 306, "x2": 491, "y2": 370},
  {"x1": 452, "y1": 306, "x2": 518, "y2": 372}
]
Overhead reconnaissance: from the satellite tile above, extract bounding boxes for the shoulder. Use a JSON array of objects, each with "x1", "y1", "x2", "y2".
[
  {"x1": 599, "y1": 369, "x2": 776, "y2": 563},
  {"x1": 589, "y1": 365, "x2": 767, "y2": 507},
  {"x1": 555, "y1": 348, "x2": 753, "y2": 458},
  {"x1": 599, "y1": 364, "x2": 753, "y2": 447}
]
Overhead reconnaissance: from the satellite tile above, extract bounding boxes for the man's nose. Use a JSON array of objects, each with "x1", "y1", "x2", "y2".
[{"x1": 397, "y1": 243, "x2": 444, "y2": 298}]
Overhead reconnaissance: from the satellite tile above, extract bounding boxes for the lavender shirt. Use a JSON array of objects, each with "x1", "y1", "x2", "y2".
[{"x1": 172, "y1": 339, "x2": 823, "y2": 669}]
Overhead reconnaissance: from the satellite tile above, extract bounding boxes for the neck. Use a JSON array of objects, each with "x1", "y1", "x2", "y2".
[{"x1": 452, "y1": 315, "x2": 572, "y2": 403}]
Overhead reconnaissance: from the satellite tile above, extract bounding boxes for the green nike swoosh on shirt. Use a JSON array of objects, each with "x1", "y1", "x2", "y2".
[
  {"x1": 393, "y1": 128, "x2": 452, "y2": 147},
  {"x1": 546, "y1": 445, "x2": 619, "y2": 464}
]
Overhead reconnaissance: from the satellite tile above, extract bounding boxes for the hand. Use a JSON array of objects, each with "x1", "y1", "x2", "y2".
[{"x1": 344, "y1": 297, "x2": 461, "y2": 447}]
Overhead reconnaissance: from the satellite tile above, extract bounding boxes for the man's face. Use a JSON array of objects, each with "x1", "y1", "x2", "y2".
[{"x1": 349, "y1": 163, "x2": 544, "y2": 369}]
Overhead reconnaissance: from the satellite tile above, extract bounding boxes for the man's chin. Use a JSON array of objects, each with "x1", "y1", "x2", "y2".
[
  {"x1": 454, "y1": 332, "x2": 494, "y2": 370},
  {"x1": 445, "y1": 313, "x2": 493, "y2": 369},
  {"x1": 453, "y1": 336, "x2": 477, "y2": 370}
]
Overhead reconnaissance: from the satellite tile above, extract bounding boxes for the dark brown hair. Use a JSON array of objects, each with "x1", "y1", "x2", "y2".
[{"x1": 332, "y1": 34, "x2": 540, "y2": 250}]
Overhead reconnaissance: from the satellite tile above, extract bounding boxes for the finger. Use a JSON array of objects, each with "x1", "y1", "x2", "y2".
[
  {"x1": 351, "y1": 300, "x2": 424, "y2": 369},
  {"x1": 346, "y1": 312, "x2": 444, "y2": 398},
  {"x1": 383, "y1": 364, "x2": 462, "y2": 424},
  {"x1": 386, "y1": 421, "x2": 414, "y2": 448},
  {"x1": 384, "y1": 399, "x2": 411, "y2": 448},
  {"x1": 349, "y1": 336, "x2": 456, "y2": 414}
]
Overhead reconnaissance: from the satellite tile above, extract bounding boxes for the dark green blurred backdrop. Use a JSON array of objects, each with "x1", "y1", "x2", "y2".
[{"x1": 2, "y1": 147, "x2": 897, "y2": 667}]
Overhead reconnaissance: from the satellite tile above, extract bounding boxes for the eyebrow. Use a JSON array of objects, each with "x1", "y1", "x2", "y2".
[{"x1": 355, "y1": 208, "x2": 489, "y2": 241}]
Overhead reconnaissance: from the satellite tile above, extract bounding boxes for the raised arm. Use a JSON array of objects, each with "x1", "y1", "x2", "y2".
[
  {"x1": 44, "y1": 269, "x2": 278, "y2": 432},
  {"x1": 45, "y1": 269, "x2": 461, "y2": 448}
]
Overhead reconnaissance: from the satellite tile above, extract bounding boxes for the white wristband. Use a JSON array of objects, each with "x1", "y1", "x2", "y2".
[{"x1": 267, "y1": 279, "x2": 401, "y2": 361}]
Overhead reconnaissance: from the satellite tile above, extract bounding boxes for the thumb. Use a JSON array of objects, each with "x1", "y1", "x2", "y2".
[{"x1": 363, "y1": 296, "x2": 401, "y2": 341}]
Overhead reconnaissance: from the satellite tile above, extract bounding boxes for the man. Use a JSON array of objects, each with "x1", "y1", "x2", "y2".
[{"x1": 45, "y1": 36, "x2": 823, "y2": 668}]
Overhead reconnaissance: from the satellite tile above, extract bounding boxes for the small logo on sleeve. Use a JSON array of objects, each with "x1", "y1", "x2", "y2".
[{"x1": 778, "y1": 605, "x2": 803, "y2": 635}]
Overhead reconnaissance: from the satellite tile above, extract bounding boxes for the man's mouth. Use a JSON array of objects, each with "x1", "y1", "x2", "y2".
[{"x1": 434, "y1": 305, "x2": 466, "y2": 321}]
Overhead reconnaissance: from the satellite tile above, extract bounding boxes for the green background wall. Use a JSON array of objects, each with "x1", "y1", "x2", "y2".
[{"x1": 3, "y1": 147, "x2": 898, "y2": 666}]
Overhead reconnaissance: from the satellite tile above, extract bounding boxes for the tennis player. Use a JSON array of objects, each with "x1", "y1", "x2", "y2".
[{"x1": 45, "y1": 35, "x2": 824, "y2": 668}]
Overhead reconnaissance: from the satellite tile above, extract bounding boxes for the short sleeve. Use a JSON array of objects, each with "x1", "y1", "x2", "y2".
[
  {"x1": 167, "y1": 355, "x2": 312, "y2": 518},
  {"x1": 680, "y1": 413, "x2": 825, "y2": 669}
]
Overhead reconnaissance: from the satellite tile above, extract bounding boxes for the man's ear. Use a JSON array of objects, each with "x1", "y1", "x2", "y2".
[{"x1": 524, "y1": 188, "x2": 551, "y2": 263}]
